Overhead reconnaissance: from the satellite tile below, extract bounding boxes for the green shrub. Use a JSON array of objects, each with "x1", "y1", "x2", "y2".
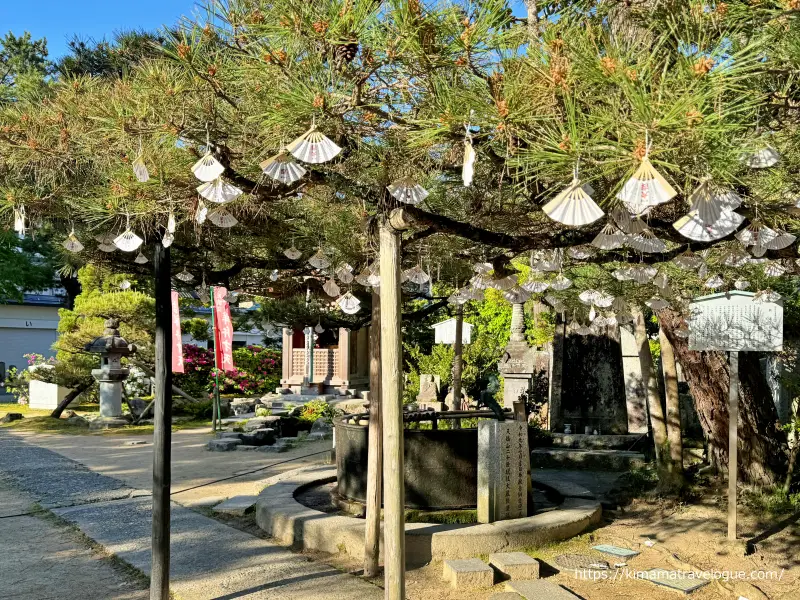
[
  {"x1": 255, "y1": 406, "x2": 270, "y2": 417},
  {"x1": 299, "y1": 399, "x2": 334, "y2": 423}
]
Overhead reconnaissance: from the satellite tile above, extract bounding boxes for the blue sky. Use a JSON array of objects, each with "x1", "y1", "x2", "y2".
[{"x1": 1, "y1": 1, "x2": 199, "y2": 60}]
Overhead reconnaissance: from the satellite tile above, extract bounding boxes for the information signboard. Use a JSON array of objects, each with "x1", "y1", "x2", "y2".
[{"x1": 688, "y1": 291, "x2": 783, "y2": 352}]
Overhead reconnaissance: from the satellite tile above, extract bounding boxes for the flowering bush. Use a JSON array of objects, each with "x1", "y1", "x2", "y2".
[
  {"x1": 3, "y1": 353, "x2": 59, "y2": 404},
  {"x1": 174, "y1": 344, "x2": 281, "y2": 398}
]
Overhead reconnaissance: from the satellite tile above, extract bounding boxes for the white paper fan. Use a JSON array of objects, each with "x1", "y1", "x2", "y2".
[
  {"x1": 579, "y1": 289, "x2": 614, "y2": 307},
  {"x1": 736, "y1": 222, "x2": 778, "y2": 247},
  {"x1": 491, "y1": 275, "x2": 518, "y2": 291},
  {"x1": 208, "y1": 208, "x2": 238, "y2": 228},
  {"x1": 764, "y1": 230, "x2": 796, "y2": 250},
  {"x1": 504, "y1": 286, "x2": 531, "y2": 304},
  {"x1": 134, "y1": 251, "x2": 148, "y2": 264},
  {"x1": 629, "y1": 265, "x2": 658, "y2": 284},
  {"x1": 323, "y1": 278, "x2": 340, "y2": 297},
  {"x1": 742, "y1": 146, "x2": 779, "y2": 169},
  {"x1": 592, "y1": 223, "x2": 626, "y2": 250},
  {"x1": 473, "y1": 262, "x2": 493, "y2": 274},
  {"x1": 672, "y1": 209, "x2": 744, "y2": 242},
  {"x1": 704, "y1": 274, "x2": 724, "y2": 289},
  {"x1": 192, "y1": 152, "x2": 225, "y2": 182},
  {"x1": 612, "y1": 266, "x2": 634, "y2": 281},
  {"x1": 521, "y1": 279, "x2": 549, "y2": 293},
  {"x1": 576, "y1": 325, "x2": 592, "y2": 336},
  {"x1": 335, "y1": 264, "x2": 354, "y2": 284},
  {"x1": 337, "y1": 292, "x2": 361, "y2": 314},
  {"x1": 197, "y1": 178, "x2": 243, "y2": 204},
  {"x1": 284, "y1": 246, "x2": 302, "y2": 260},
  {"x1": 195, "y1": 200, "x2": 208, "y2": 224},
  {"x1": 314, "y1": 322, "x2": 325, "y2": 334},
  {"x1": 13, "y1": 206, "x2": 25, "y2": 235},
  {"x1": 764, "y1": 262, "x2": 786, "y2": 277},
  {"x1": 612, "y1": 296, "x2": 627, "y2": 313},
  {"x1": 722, "y1": 246, "x2": 750, "y2": 267},
  {"x1": 308, "y1": 249, "x2": 332, "y2": 270},
  {"x1": 63, "y1": 230, "x2": 83, "y2": 253},
  {"x1": 260, "y1": 152, "x2": 307, "y2": 185},
  {"x1": 653, "y1": 272, "x2": 669, "y2": 289},
  {"x1": 387, "y1": 177, "x2": 429, "y2": 205},
  {"x1": 287, "y1": 126, "x2": 341, "y2": 164},
  {"x1": 627, "y1": 229, "x2": 667, "y2": 253},
  {"x1": 162, "y1": 231, "x2": 174, "y2": 247},
  {"x1": 754, "y1": 289, "x2": 781, "y2": 302},
  {"x1": 627, "y1": 216, "x2": 648, "y2": 235},
  {"x1": 167, "y1": 211, "x2": 176, "y2": 234},
  {"x1": 567, "y1": 245, "x2": 596, "y2": 260},
  {"x1": 542, "y1": 178, "x2": 604, "y2": 226},
  {"x1": 119, "y1": 280, "x2": 131, "y2": 290},
  {"x1": 114, "y1": 229, "x2": 144, "y2": 252},
  {"x1": 673, "y1": 250, "x2": 703, "y2": 269},
  {"x1": 734, "y1": 278, "x2": 750, "y2": 290},
  {"x1": 752, "y1": 244, "x2": 768, "y2": 258},
  {"x1": 98, "y1": 242, "x2": 117, "y2": 252},
  {"x1": 645, "y1": 297, "x2": 669, "y2": 310},
  {"x1": 403, "y1": 265, "x2": 431, "y2": 285},
  {"x1": 688, "y1": 181, "x2": 741, "y2": 224},
  {"x1": 175, "y1": 268, "x2": 194, "y2": 283},
  {"x1": 132, "y1": 155, "x2": 149, "y2": 183},
  {"x1": 550, "y1": 274, "x2": 572, "y2": 291},
  {"x1": 617, "y1": 157, "x2": 678, "y2": 215},
  {"x1": 270, "y1": 269, "x2": 279, "y2": 281},
  {"x1": 462, "y1": 133, "x2": 475, "y2": 187},
  {"x1": 610, "y1": 205, "x2": 633, "y2": 232}
]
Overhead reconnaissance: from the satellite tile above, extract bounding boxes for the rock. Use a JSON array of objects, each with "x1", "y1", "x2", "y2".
[
  {"x1": 235, "y1": 445, "x2": 259, "y2": 451},
  {"x1": 61, "y1": 410, "x2": 77, "y2": 419},
  {"x1": 504, "y1": 580, "x2": 580, "y2": 599},
  {"x1": 128, "y1": 397, "x2": 148, "y2": 418},
  {"x1": 442, "y1": 559, "x2": 494, "y2": 589},
  {"x1": 489, "y1": 553, "x2": 540, "y2": 581},
  {"x1": 310, "y1": 417, "x2": 332, "y2": 434},
  {"x1": 233, "y1": 403, "x2": 254, "y2": 416},
  {"x1": 244, "y1": 416, "x2": 281, "y2": 432},
  {"x1": 212, "y1": 495, "x2": 257, "y2": 516},
  {"x1": 0, "y1": 413, "x2": 23, "y2": 423},
  {"x1": 240, "y1": 428, "x2": 276, "y2": 446},
  {"x1": 217, "y1": 431, "x2": 243, "y2": 440},
  {"x1": 206, "y1": 438, "x2": 242, "y2": 451}
]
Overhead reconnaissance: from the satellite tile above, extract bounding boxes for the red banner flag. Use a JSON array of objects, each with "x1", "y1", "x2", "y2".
[
  {"x1": 213, "y1": 287, "x2": 235, "y2": 373},
  {"x1": 171, "y1": 290, "x2": 185, "y2": 374}
]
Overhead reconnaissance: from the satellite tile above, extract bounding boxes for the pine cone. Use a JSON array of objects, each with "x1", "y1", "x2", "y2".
[{"x1": 335, "y1": 41, "x2": 359, "y2": 64}]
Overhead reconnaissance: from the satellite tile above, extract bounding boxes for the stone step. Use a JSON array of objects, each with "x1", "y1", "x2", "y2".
[
  {"x1": 531, "y1": 448, "x2": 647, "y2": 471},
  {"x1": 489, "y1": 552, "x2": 540, "y2": 581},
  {"x1": 550, "y1": 433, "x2": 645, "y2": 451},
  {"x1": 212, "y1": 495, "x2": 258, "y2": 516},
  {"x1": 442, "y1": 558, "x2": 494, "y2": 589},
  {"x1": 505, "y1": 580, "x2": 580, "y2": 599}
]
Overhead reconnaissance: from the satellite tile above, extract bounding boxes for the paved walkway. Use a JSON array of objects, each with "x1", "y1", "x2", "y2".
[{"x1": 0, "y1": 431, "x2": 382, "y2": 600}]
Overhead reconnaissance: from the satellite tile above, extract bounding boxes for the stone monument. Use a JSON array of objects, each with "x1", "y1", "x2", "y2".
[
  {"x1": 416, "y1": 374, "x2": 444, "y2": 411},
  {"x1": 498, "y1": 303, "x2": 536, "y2": 410},
  {"x1": 477, "y1": 418, "x2": 530, "y2": 523},
  {"x1": 85, "y1": 318, "x2": 136, "y2": 429}
]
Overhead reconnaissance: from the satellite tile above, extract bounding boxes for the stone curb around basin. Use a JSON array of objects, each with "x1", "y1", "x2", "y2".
[{"x1": 255, "y1": 465, "x2": 602, "y2": 566}]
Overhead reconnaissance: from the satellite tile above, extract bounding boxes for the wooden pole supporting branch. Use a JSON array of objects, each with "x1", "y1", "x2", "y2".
[
  {"x1": 364, "y1": 290, "x2": 383, "y2": 578},
  {"x1": 151, "y1": 242, "x2": 172, "y2": 600},
  {"x1": 452, "y1": 304, "x2": 464, "y2": 408},
  {"x1": 380, "y1": 212, "x2": 408, "y2": 599},
  {"x1": 728, "y1": 351, "x2": 739, "y2": 541}
]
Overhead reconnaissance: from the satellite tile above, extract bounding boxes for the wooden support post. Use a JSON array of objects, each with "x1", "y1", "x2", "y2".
[
  {"x1": 151, "y1": 243, "x2": 172, "y2": 600},
  {"x1": 728, "y1": 350, "x2": 739, "y2": 541},
  {"x1": 364, "y1": 290, "x2": 382, "y2": 578},
  {"x1": 380, "y1": 217, "x2": 406, "y2": 599},
  {"x1": 452, "y1": 304, "x2": 464, "y2": 409}
]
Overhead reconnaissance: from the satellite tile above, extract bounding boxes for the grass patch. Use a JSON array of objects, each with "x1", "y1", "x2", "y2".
[
  {"x1": 0, "y1": 404, "x2": 52, "y2": 418},
  {"x1": 0, "y1": 415, "x2": 211, "y2": 435},
  {"x1": 741, "y1": 485, "x2": 800, "y2": 517},
  {"x1": 404, "y1": 509, "x2": 478, "y2": 524}
]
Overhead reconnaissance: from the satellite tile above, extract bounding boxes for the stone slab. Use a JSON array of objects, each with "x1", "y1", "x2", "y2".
[
  {"x1": 235, "y1": 445, "x2": 259, "y2": 451},
  {"x1": 212, "y1": 495, "x2": 258, "y2": 516},
  {"x1": 592, "y1": 544, "x2": 640, "y2": 558},
  {"x1": 505, "y1": 580, "x2": 580, "y2": 599},
  {"x1": 489, "y1": 552, "x2": 540, "y2": 580},
  {"x1": 635, "y1": 568, "x2": 711, "y2": 593},
  {"x1": 442, "y1": 558, "x2": 494, "y2": 589},
  {"x1": 489, "y1": 594, "x2": 524, "y2": 600},
  {"x1": 553, "y1": 553, "x2": 609, "y2": 572},
  {"x1": 206, "y1": 438, "x2": 242, "y2": 451},
  {"x1": 478, "y1": 420, "x2": 530, "y2": 523}
]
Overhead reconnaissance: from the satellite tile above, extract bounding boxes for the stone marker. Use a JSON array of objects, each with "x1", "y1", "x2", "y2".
[
  {"x1": 127, "y1": 398, "x2": 148, "y2": 419},
  {"x1": 635, "y1": 568, "x2": 710, "y2": 593},
  {"x1": 416, "y1": 374, "x2": 440, "y2": 404},
  {"x1": 505, "y1": 580, "x2": 580, "y2": 599},
  {"x1": 478, "y1": 419, "x2": 530, "y2": 523},
  {"x1": 206, "y1": 438, "x2": 242, "y2": 451},
  {"x1": 442, "y1": 559, "x2": 494, "y2": 589},
  {"x1": 212, "y1": 495, "x2": 258, "y2": 516},
  {"x1": 489, "y1": 552, "x2": 540, "y2": 581}
]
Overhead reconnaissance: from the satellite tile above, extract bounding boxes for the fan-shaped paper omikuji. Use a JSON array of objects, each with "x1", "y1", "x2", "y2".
[
  {"x1": 403, "y1": 265, "x2": 430, "y2": 285},
  {"x1": 114, "y1": 230, "x2": 144, "y2": 252},
  {"x1": 673, "y1": 209, "x2": 745, "y2": 242},
  {"x1": 323, "y1": 279, "x2": 340, "y2": 297},
  {"x1": 195, "y1": 200, "x2": 208, "y2": 225},
  {"x1": 550, "y1": 274, "x2": 572, "y2": 290},
  {"x1": 736, "y1": 222, "x2": 778, "y2": 247},
  {"x1": 765, "y1": 230, "x2": 797, "y2": 250},
  {"x1": 284, "y1": 246, "x2": 302, "y2": 260},
  {"x1": 387, "y1": 177, "x2": 429, "y2": 205},
  {"x1": 627, "y1": 229, "x2": 667, "y2": 253},
  {"x1": 63, "y1": 231, "x2": 83, "y2": 253},
  {"x1": 132, "y1": 156, "x2": 149, "y2": 183},
  {"x1": 462, "y1": 135, "x2": 475, "y2": 187},
  {"x1": 197, "y1": 178, "x2": 243, "y2": 204},
  {"x1": 542, "y1": 178, "x2": 605, "y2": 226},
  {"x1": 617, "y1": 157, "x2": 678, "y2": 215},
  {"x1": 742, "y1": 146, "x2": 780, "y2": 169},
  {"x1": 734, "y1": 278, "x2": 750, "y2": 290},
  {"x1": 337, "y1": 292, "x2": 361, "y2": 314},
  {"x1": 191, "y1": 152, "x2": 226, "y2": 182},
  {"x1": 308, "y1": 250, "x2": 332, "y2": 270},
  {"x1": 592, "y1": 223, "x2": 626, "y2": 250},
  {"x1": 688, "y1": 181, "x2": 742, "y2": 224},
  {"x1": 208, "y1": 208, "x2": 238, "y2": 228},
  {"x1": 336, "y1": 264, "x2": 354, "y2": 284},
  {"x1": 260, "y1": 153, "x2": 307, "y2": 185},
  {"x1": 134, "y1": 251, "x2": 148, "y2": 264},
  {"x1": 673, "y1": 250, "x2": 703, "y2": 269},
  {"x1": 287, "y1": 126, "x2": 341, "y2": 164},
  {"x1": 521, "y1": 279, "x2": 549, "y2": 293}
]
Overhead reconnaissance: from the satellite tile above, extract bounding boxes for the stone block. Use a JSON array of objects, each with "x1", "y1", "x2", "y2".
[
  {"x1": 235, "y1": 445, "x2": 259, "y2": 451},
  {"x1": 478, "y1": 420, "x2": 530, "y2": 523},
  {"x1": 489, "y1": 594, "x2": 524, "y2": 600},
  {"x1": 89, "y1": 416, "x2": 129, "y2": 430},
  {"x1": 206, "y1": 438, "x2": 242, "y2": 451},
  {"x1": 505, "y1": 580, "x2": 580, "y2": 599},
  {"x1": 489, "y1": 552, "x2": 540, "y2": 581},
  {"x1": 240, "y1": 428, "x2": 276, "y2": 446},
  {"x1": 212, "y1": 495, "x2": 257, "y2": 516},
  {"x1": 244, "y1": 416, "x2": 281, "y2": 432},
  {"x1": 217, "y1": 431, "x2": 243, "y2": 440},
  {"x1": 442, "y1": 559, "x2": 494, "y2": 589},
  {"x1": 28, "y1": 380, "x2": 74, "y2": 410}
]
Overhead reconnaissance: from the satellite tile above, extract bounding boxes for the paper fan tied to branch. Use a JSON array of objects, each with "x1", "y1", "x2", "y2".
[
  {"x1": 542, "y1": 177, "x2": 604, "y2": 227},
  {"x1": 287, "y1": 124, "x2": 341, "y2": 164},
  {"x1": 617, "y1": 156, "x2": 677, "y2": 215}
]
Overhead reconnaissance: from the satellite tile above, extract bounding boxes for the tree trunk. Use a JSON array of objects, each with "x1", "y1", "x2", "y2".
[
  {"x1": 659, "y1": 326, "x2": 685, "y2": 488},
  {"x1": 524, "y1": 1, "x2": 539, "y2": 41},
  {"x1": 657, "y1": 308, "x2": 788, "y2": 486},
  {"x1": 50, "y1": 381, "x2": 91, "y2": 419},
  {"x1": 631, "y1": 308, "x2": 674, "y2": 488},
  {"x1": 364, "y1": 290, "x2": 383, "y2": 578}
]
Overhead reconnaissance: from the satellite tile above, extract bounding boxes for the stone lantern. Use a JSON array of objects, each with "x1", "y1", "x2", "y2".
[{"x1": 85, "y1": 318, "x2": 136, "y2": 429}]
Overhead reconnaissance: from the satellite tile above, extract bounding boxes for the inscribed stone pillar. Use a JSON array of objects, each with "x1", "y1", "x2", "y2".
[
  {"x1": 477, "y1": 420, "x2": 530, "y2": 523},
  {"x1": 280, "y1": 328, "x2": 293, "y2": 389},
  {"x1": 548, "y1": 316, "x2": 565, "y2": 432},
  {"x1": 338, "y1": 328, "x2": 351, "y2": 391},
  {"x1": 356, "y1": 327, "x2": 369, "y2": 377},
  {"x1": 499, "y1": 303, "x2": 536, "y2": 410},
  {"x1": 619, "y1": 324, "x2": 648, "y2": 433}
]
